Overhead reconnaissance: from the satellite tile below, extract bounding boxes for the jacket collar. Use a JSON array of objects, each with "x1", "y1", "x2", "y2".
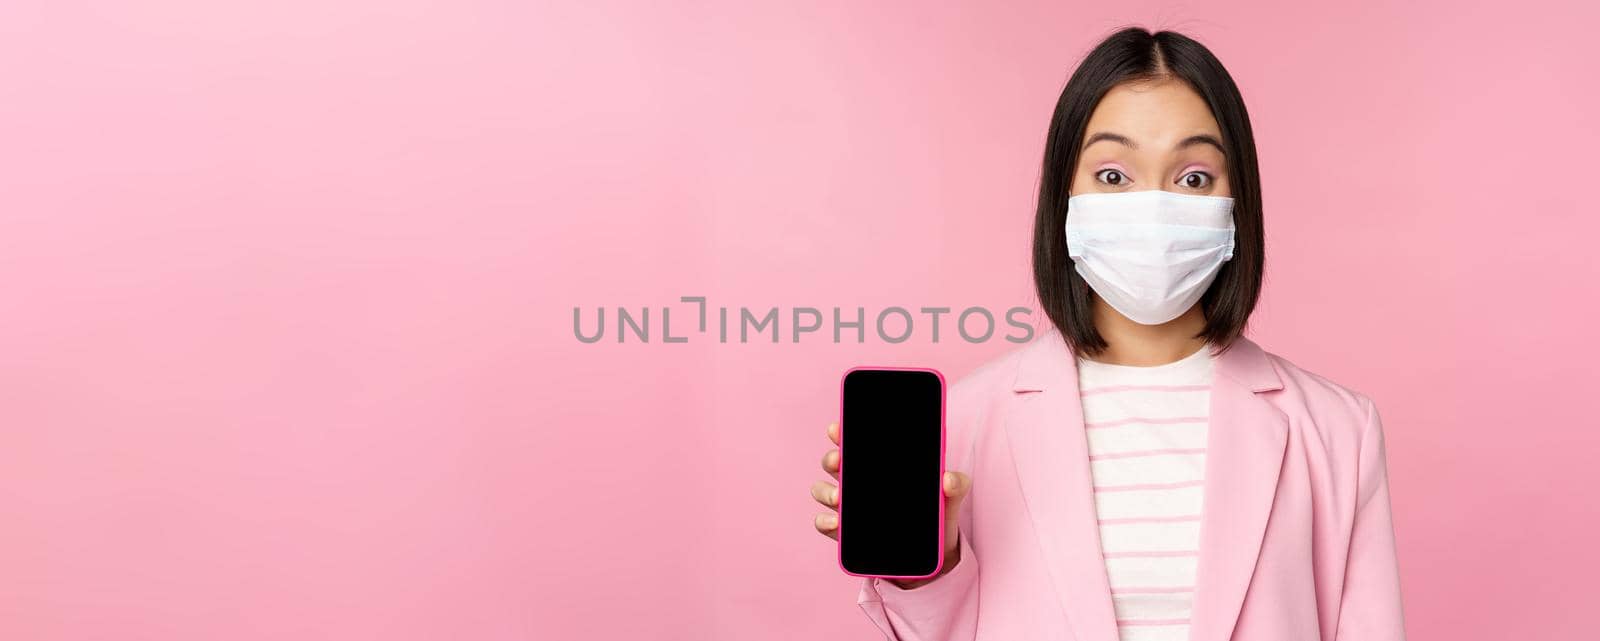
[{"x1": 1002, "y1": 327, "x2": 1288, "y2": 641}]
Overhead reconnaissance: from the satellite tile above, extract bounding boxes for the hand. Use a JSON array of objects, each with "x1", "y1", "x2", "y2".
[{"x1": 811, "y1": 421, "x2": 971, "y2": 589}]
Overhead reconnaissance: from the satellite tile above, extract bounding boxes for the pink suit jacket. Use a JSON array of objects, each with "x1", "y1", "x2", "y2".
[{"x1": 857, "y1": 330, "x2": 1406, "y2": 641}]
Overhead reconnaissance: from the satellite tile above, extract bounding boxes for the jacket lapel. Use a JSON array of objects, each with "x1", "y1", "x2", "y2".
[
  {"x1": 1188, "y1": 337, "x2": 1288, "y2": 641},
  {"x1": 1006, "y1": 330, "x2": 1119, "y2": 641},
  {"x1": 1005, "y1": 331, "x2": 1287, "y2": 641}
]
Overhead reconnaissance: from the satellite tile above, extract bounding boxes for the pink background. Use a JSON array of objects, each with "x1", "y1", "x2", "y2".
[{"x1": 2, "y1": 1, "x2": 1596, "y2": 638}]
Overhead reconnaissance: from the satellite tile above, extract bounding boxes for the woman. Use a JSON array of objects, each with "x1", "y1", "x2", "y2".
[{"x1": 809, "y1": 28, "x2": 1406, "y2": 641}]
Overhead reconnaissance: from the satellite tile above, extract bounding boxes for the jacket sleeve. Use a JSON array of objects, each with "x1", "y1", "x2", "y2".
[
  {"x1": 855, "y1": 516, "x2": 980, "y2": 640},
  {"x1": 1335, "y1": 397, "x2": 1408, "y2": 641}
]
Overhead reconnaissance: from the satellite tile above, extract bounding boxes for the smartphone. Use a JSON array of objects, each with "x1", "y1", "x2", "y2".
[{"x1": 837, "y1": 367, "x2": 946, "y2": 579}]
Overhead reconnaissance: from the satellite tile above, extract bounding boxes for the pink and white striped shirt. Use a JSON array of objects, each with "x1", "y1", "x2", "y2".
[{"x1": 1076, "y1": 345, "x2": 1214, "y2": 641}]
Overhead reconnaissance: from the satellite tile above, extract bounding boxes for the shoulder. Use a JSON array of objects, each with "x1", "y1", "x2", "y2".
[
  {"x1": 1257, "y1": 345, "x2": 1384, "y2": 444},
  {"x1": 1263, "y1": 348, "x2": 1374, "y2": 412},
  {"x1": 945, "y1": 340, "x2": 1030, "y2": 422},
  {"x1": 934, "y1": 339, "x2": 1035, "y2": 467},
  {"x1": 950, "y1": 341, "x2": 1029, "y2": 392}
]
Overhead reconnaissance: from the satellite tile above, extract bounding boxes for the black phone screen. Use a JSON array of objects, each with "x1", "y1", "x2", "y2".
[{"x1": 839, "y1": 368, "x2": 944, "y2": 578}]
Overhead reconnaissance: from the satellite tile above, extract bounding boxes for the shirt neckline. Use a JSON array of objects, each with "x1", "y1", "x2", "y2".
[{"x1": 1076, "y1": 343, "x2": 1215, "y2": 382}]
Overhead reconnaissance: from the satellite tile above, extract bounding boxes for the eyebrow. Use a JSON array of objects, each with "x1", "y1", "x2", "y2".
[
  {"x1": 1176, "y1": 134, "x2": 1226, "y2": 155},
  {"x1": 1080, "y1": 131, "x2": 1228, "y2": 156},
  {"x1": 1082, "y1": 131, "x2": 1137, "y2": 151}
]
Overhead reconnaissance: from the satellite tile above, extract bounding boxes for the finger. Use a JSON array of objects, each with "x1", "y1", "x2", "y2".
[
  {"x1": 827, "y1": 421, "x2": 840, "y2": 446},
  {"x1": 814, "y1": 513, "x2": 839, "y2": 539},
  {"x1": 810, "y1": 480, "x2": 839, "y2": 510},
  {"x1": 943, "y1": 471, "x2": 971, "y2": 498},
  {"x1": 944, "y1": 472, "x2": 969, "y2": 528},
  {"x1": 821, "y1": 449, "x2": 840, "y2": 478}
]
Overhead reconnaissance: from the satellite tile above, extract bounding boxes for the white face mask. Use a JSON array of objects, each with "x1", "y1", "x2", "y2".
[{"x1": 1064, "y1": 190, "x2": 1236, "y2": 325}]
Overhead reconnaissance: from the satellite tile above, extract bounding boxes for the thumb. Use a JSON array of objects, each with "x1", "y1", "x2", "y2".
[{"x1": 943, "y1": 471, "x2": 971, "y2": 505}]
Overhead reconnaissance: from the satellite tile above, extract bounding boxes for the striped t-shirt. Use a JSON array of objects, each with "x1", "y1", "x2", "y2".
[{"x1": 1076, "y1": 345, "x2": 1213, "y2": 641}]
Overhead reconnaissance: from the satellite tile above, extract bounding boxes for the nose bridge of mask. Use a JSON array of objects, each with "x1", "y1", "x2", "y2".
[{"x1": 1066, "y1": 189, "x2": 1235, "y2": 229}]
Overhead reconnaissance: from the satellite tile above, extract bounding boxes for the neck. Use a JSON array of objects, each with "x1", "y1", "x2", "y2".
[{"x1": 1089, "y1": 301, "x2": 1209, "y2": 366}]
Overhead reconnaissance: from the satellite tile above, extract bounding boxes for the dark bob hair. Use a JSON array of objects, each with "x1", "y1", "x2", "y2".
[{"x1": 1032, "y1": 27, "x2": 1263, "y2": 357}]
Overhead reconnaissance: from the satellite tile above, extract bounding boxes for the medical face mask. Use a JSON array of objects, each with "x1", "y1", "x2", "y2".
[{"x1": 1063, "y1": 190, "x2": 1236, "y2": 326}]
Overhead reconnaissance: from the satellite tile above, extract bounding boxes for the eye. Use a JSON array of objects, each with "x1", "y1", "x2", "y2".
[
  {"x1": 1178, "y1": 171, "x2": 1212, "y2": 190},
  {"x1": 1095, "y1": 169, "x2": 1128, "y2": 186}
]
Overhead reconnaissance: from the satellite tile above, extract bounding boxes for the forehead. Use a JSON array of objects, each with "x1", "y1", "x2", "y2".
[{"x1": 1083, "y1": 78, "x2": 1221, "y2": 145}]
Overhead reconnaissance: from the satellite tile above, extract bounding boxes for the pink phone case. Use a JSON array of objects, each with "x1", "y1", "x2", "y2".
[{"x1": 836, "y1": 366, "x2": 947, "y2": 581}]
